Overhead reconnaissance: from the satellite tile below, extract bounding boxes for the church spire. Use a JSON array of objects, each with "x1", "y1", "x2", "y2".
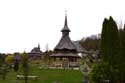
[
  {"x1": 61, "y1": 10, "x2": 70, "y2": 32},
  {"x1": 38, "y1": 43, "x2": 40, "y2": 49},
  {"x1": 54, "y1": 11, "x2": 76, "y2": 52},
  {"x1": 64, "y1": 10, "x2": 68, "y2": 27}
]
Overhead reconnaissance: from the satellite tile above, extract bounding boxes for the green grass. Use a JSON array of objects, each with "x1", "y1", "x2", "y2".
[{"x1": 0, "y1": 65, "x2": 83, "y2": 83}]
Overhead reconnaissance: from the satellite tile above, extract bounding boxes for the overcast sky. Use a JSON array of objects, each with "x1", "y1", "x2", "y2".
[{"x1": 0, "y1": 0, "x2": 125, "y2": 53}]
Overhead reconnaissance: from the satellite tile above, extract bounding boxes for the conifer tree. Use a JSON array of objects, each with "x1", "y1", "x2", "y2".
[
  {"x1": 101, "y1": 18, "x2": 109, "y2": 62},
  {"x1": 107, "y1": 16, "x2": 121, "y2": 82},
  {"x1": 91, "y1": 16, "x2": 121, "y2": 82},
  {"x1": 119, "y1": 26, "x2": 125, "y2": 82}
]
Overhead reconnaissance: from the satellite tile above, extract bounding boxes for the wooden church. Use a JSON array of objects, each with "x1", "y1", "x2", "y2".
[{"x1": 50, "y1": 14, "x2": 81, "y2": 68}]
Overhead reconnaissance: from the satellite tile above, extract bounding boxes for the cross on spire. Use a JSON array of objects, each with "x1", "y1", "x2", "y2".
[{"x1": 65, "y1": 10, "x2": 67, "y2": 16}]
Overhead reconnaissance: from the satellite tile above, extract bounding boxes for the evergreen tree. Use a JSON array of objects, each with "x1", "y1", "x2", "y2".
[
  {"x1": 101, "y1": 18, "x2": 109, "y2": 62},
  {"x1": 91, "y1": 16, "x2": 121, "y2": 82},
  {"x1": 107, "y1": 16, "x2": 121, "y2": 82},
  {"x1": 119, "y1": 26, "x2": 125, "y2": 82}
]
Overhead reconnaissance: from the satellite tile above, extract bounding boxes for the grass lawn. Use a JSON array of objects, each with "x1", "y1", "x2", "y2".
[{"x1": 0, "y1": 65, "x2": 83, "y2": 83}]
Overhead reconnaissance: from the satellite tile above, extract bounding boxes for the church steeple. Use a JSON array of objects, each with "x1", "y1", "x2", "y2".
[
  {"x1": 64, "y1": 13, "x2": 68, "y2": 27},
  {"x1": 38, "y1": 44, "x2": 40, "y2": 49},
  {"x1": 54, "y1": 12, "x2": 76, "y2": 52},
  {"x1": 61, "y1": 11, "x2": 70, "y2": 32}
]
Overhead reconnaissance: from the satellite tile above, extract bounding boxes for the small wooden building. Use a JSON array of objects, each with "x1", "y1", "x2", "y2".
[
  {"x1": 28, "y1": 44, "x2": 43, "y2": 59},
  {"x1": 50, "y1": 15, "x2": 81, "y2": 67}
]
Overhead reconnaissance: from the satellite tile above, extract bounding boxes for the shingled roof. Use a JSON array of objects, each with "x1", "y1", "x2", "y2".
[
  {"x1": 31, "y1": 44, "x2": 42, "y2": 54},
  {"x1": 73, "y1": 41, "x2": 88, "y2": 53},
  {"x1": 54, "y1": 35, "x2": 76, "y2": 51},
  {"x1": 54, "y1": 15, "x2": 76, "y2": 52}
]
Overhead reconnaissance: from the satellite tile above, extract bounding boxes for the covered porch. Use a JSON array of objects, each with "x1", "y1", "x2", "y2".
[{"x1": 50, "y1": 53, "x2": 80, "y2": 68}]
